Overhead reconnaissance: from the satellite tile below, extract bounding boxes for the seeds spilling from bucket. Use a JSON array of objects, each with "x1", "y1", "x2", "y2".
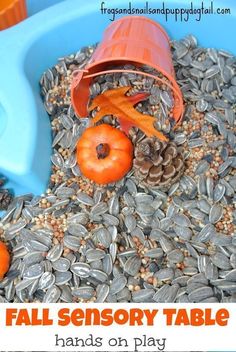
[
  {"x1": 88, "y1": 64, "x2": 176, "y2": 136},
  {"x1": 1, "y1": 36, "x2": 236, "y2": 303}
]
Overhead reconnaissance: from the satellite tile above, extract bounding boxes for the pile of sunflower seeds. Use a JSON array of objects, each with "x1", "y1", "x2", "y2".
[{"x1": 0, "y1": 35, "x2": 236, "y2": 304}]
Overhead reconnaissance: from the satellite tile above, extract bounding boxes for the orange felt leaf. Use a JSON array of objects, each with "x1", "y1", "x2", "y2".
[{"x1": 89, "y1": 86, "x2": 168, "y2": 142}]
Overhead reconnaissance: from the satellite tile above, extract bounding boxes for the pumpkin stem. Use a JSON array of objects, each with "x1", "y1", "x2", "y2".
[{"x1": 96, "y1": 143, "x2": 110, "y2": 159}]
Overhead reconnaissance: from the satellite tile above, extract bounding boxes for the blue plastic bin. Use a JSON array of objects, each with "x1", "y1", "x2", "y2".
[
  {"x1": 26, "y1": 0, "x2": 65, "y2": 16},
  {"x1": 0, "y1": 0, "x2": 235, "y2": 196}
]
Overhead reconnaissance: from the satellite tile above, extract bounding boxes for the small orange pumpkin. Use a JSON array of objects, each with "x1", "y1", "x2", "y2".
[
  {"x1": 0, "y1": 241, "x2": 10, "y2": 280},
  {"x1": 77, "y1": 124, "x2": 133, "y2": 184}
]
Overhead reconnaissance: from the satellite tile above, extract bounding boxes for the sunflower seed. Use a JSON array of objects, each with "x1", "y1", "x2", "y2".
[
  {"x1": 213, "y1": 183, "x2": 226, "y2": 202},
  {"x1": 198, "y1": 199, "x2": 211, "y2": 214},
  {"x1": 68, "y1": 213, "x2": 89, "y2": 226},
  {"x1": 209, "y1": 204, "x2": 223, "y2": 224},
  {"x1": 23, "y1": 263, "x2": 44, "y2": 280},
  {"x1": 55, "y1": 271, "x2": 72, "y2": 285},
  {"x1": 196, "y1": 99, "x2": 208, "y2": 112},
  {"x1": 136, "y1": 203, "x2": 155, "y2": 216},
  {"x1": 211, "y1": 252, "x2": 231, "y2": 270},
  {"x1": 46, "y1": 243, "x2": 63, "y2": 262},
  {"x1": 89, "y1": 269, "x2": 108, "y2": 283},
  {"x1": 188, "y1": 286, "x2": 214, "y2": 302},
  {"x1": 196, "y1": 223, "x2": 215, "y2": 242},
  {"x1": 63, "y1": 235, "x2": 80, "y2": 251},
  {"x1": 68, "y1": 223, "x2": 88, "y2": 237},
  {"x1": 174, "y1": 226, "x2": 192, "y2": 240},
  {"x1": 77, "y1": 192, "x2": 94, "y2": 206},
  {"x1": 173, "y1": 213, "x2": 191, "y2": 227},
  {"x1": 108, "y1": 241, "x2": 117, "y2": 262},
  {"x1": 188, "y1": 138, "x2": 204, "y2": 148},
  {"x1": 5, "y1": 219, "x2": 27, "y2": 240},
  {"x1": 52, "y1": 258, "x2": 70, "y2": 272},
  {"x1": 102, "y1": 254, "x2": 113, "y2": 275},
  {"x1": 160, "y1": 90, "x2": 173, "y2": 108},
  {"x1": 42, "y1": 285, "x2": 61, "y2": 303},
  {"x1": 29, "y1": 240, "x2": 49, "y2": 252},
  {"x1": 70, "y1": 262, "x2": 90, "y2": 278},
  {"x1": 23, "y1": 252, "x2": 44, "y2": 266},
  {"x1": 102, "y1": 214, "x2": 119, "y2": 226},
  {"x1": 153, "y1": 284, "x2": 179, "y2": 303},
  {"x1": 110, "y1": 275, "x2": 127, "y2": 295},
  {"x1": 145, "y1": 248, "x2": 164, "y2": 259},
  {"x1": 167, "y1": 249, "x2": 184, "y2": 263},
  {"x1": 72, "y1": 286, "x2": 95, "y2": 300},
  {"x1": 38, "y1": 272, "x2": 55, "y2": 290},
  {"x1": 211, "y1": 233, "x2": 232, "y2": 246},
  {"x1": 212, "y1": 280, "x2": 236, "y2": 293},
  {"x1": 95, "y1": 227, "x2": 112, "y2": 248},
  {"x1": 174, "y1": 133, "x2": 187, "y2": 145},
  {"x1": 225, "y1": 269, "x2": 236, "y2": 281},
  {"x1": 159, "y1": 235, "x2": 175, "y2": 253},
  {"x1": 195, "y1": 160, "x2": 210, "y2": 175},
  {"x1": 206, "y1": 177, "x2": 214, "y2": 200},
  {"x1": 96, "y1": 284, "x2": 110, "y2": 302},
  {"x1": 86, "y1": 249, "x2": 106, "y2": 262},
  {"x1": 15, "y1": 278, "x2": 36, "y2": 291},
  {"x1": 188, "y1": 208, "x2": 205, "y2": 221},
  {"x1": 124, "y1": 256, "x2": 141, "y2": 276},
  {"x1": 124, "y1": 214, "x2": 136, "y2": 232},
  {"x1": 197, "y1": 175, "x2": 207, "y2": 195},
  {"x1": 155, "y1": 268, "x2": 175, "y2": 281},
  {"x1": 205, "y1": 261, "x2": 218, "y2": 280},
  {"x1": 218, "y1": 159, "x2": 233, "y2": 175},
  {"x1": 51, "y1": 151, "x2": 64, "y2": 168},
  {"x1": 132, "y1": 289, "x2": 155, "y2": 303},
  {"x1": 91, "y1": 202, "x2": 108, "y2": 216}
]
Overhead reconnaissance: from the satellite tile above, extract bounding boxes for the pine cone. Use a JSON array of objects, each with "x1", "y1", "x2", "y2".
[
  {"x1": 133, "y1": 137, "x2": 185, "y2": 190},
  {"x1": 0, "y1": 190, "x2": 12, "y2": 210}
]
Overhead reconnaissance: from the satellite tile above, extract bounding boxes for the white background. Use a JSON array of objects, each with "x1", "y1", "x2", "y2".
[{"x1": 0, "y1": 303, "x2": 235, "y2": 351}]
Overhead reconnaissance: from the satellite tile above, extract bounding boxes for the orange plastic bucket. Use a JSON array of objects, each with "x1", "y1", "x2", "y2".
[
  {"x1": 0, "y1": 0, "x2": 27, "y2": 30},
  {"x1": 71, "y1": 16, "x2": 184, "y2": 124}
]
